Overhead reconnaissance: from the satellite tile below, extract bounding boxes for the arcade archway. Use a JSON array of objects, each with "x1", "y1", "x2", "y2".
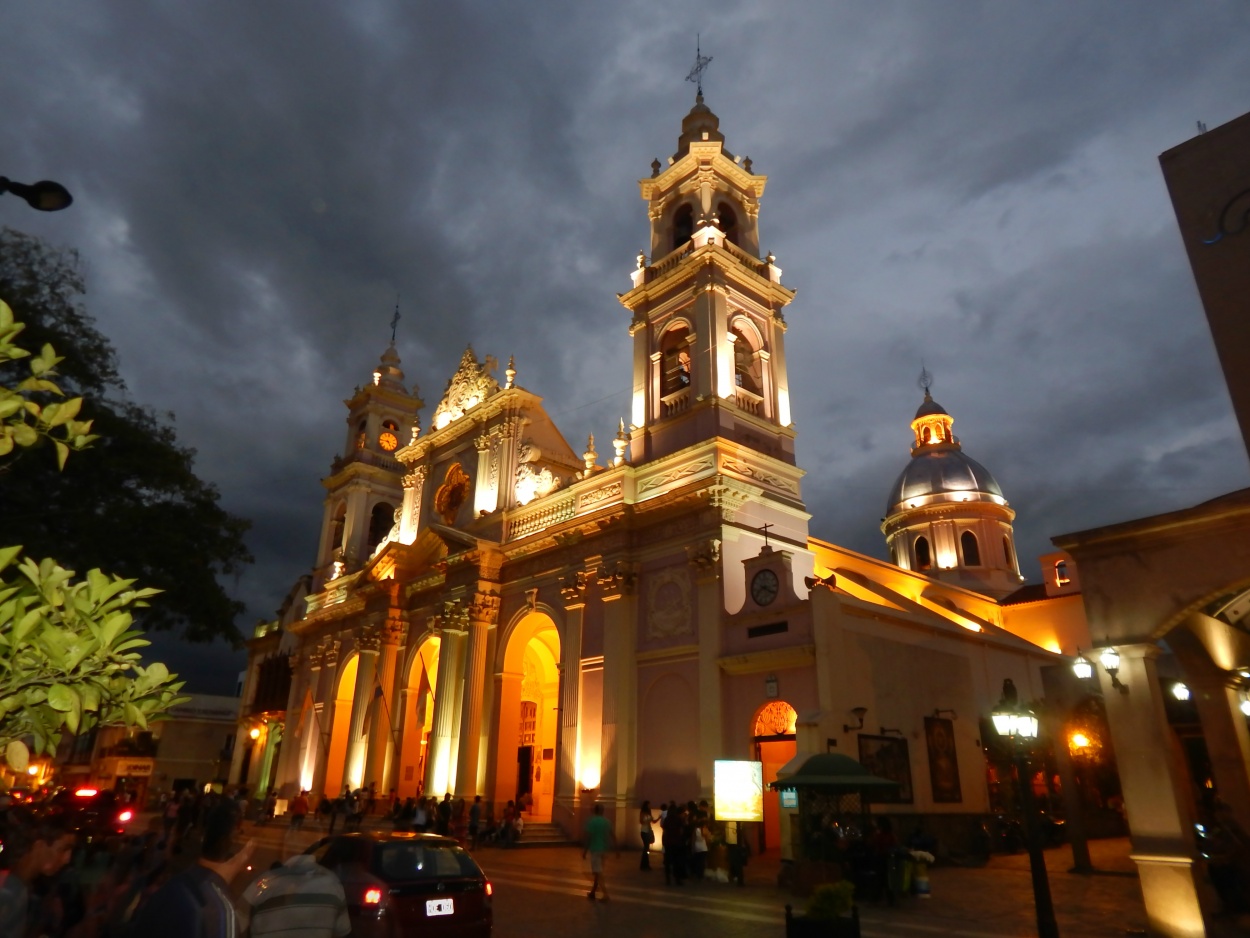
[
  {"x1": 396, "y1": 636, "x2": 440, "y2": 799},
  {"x1": 495, "y1": 612, "x2": 560, "y2": 821},
  {"x1": 324, "y1": 655, "x2": 358, "y2": 798}
]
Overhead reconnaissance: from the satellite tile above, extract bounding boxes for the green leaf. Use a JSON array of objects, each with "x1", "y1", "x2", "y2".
[{"x1": 47, "y1": 684, "x2": 75, "y2": 712}]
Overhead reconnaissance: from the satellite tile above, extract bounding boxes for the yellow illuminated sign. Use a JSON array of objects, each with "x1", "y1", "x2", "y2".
[{"x1": 714, "y1": 760, "x2": 763, "y2": 822}]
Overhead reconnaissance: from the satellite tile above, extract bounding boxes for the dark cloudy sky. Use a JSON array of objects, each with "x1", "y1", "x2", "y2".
[{"x1": 4, "y1": 3, "x2": 1249, "y2": 694}]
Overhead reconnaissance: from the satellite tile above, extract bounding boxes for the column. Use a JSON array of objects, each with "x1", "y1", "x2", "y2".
[
  {"x1": 256, "y1": 720, "x2": 281, "y2": 795},
  {"x1": 345, "y1": 628, "x2": 381, "y2": 792},
  {"x1": 365, "y1": 612, "x2": 405, "y2": 796},
  {"x1": 689, "y1": 539, "x2": 723, "y2": 798},
  {"x1": 554, "y1": 581, "x2": 586, "y2": 827},
  {"x1": 598, "y1": 562, "x2": 638, "y2": 836},
  {"x1": 425, "y1": 605, "x2": 467, "y2": 796},
  {"x1": 227, "y1": 726, "x2": 249, "y2": 786},
  {"x1": 272, "y1": 656, "x2": 305, "y2": 798},
  {"x1": 1100, "y1": 643, "x2": 1208, "y2": 938},
  {"x1": 307, "y1": 638, "x2": 337, "y2": 801},
  {"x1": 1170, "y1": 626, "x2": 1250, "y2": 837},
  {"x1": 455, "y1": 590, "x2": 498, "y2": 797}
]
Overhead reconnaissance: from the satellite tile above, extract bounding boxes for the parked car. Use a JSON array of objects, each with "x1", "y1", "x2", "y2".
[
  {"x1": 43, "y1": 787, "x2": 137, "y2": 843},
  {"x1": 306, "y1": 831, "x2": 492, "y2": 937}
]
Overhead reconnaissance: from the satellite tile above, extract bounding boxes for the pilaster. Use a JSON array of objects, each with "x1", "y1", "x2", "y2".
[
  {"x1": 597, "y1": 561, "x2": 639, "y2": 836},
  {"x1": 554, "y1": 574, "x2": 587, "y2": 828},
  {"x1": 345, "y1": 626, "x2": 381, "y2": 791},
  {"x1": 426, "y1": 603, "x2": 468, "y2": 796},
  {"x1": 455, "y1": 589, "x2": 499, "y2": 797},
  {"x1": 366, "y1": 610, "x2": 406, "y2": 794},
  {"x1": 688, "y1": 537, "x2": 723, "y2": 797}
]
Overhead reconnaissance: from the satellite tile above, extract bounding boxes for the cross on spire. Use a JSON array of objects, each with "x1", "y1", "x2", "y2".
[
  {"x1": 760, "y1": 522, "x2": 773, "y2": 548},
  {"x1": 685, "y1": 34, "x2": 713, "y2": 98},
  {"x1": 390, "y1": 297, "x2": 401, "y2": 344}
]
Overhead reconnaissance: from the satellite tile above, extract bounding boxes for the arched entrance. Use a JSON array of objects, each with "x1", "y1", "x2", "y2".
[
  {"x1": 323, "y1": 655, "x2": 358, "y2": 798},
  {"x1": 396, "y1": 636, "x2": 440, "y2": 799},
  {"x1": 752, "y1": 700, "x2": 798, "y2": 854},
  {"x1": 494, "y1": 612, "x2": 560, "y2": 821}
]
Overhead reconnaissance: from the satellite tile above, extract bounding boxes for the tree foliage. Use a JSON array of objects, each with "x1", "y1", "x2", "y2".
[
  {"x1": 0, "y1": 302, "x2": 186, "y2": 771},
  {"x1": 0, "y1": 228, "x2": 252, "y2": 642},
  {"x1": 0, "y1": 548, "x2": 187, "y2": 771}
]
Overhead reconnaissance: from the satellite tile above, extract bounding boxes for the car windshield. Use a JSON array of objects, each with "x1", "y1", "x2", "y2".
[{"x1": 373, "y1": 843, "x2": 481, "y2": 882}]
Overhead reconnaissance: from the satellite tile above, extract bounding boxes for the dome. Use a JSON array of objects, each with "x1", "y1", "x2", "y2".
[
  {"x1": 675, "y1": 95, "x2": 727, "y2": 159},
  {"x1": 914, "y1": 394, "x2": 949, "y2": 420},
  {"x1": 886, "y1": 449, "x2": 1004, "y2": 514}
]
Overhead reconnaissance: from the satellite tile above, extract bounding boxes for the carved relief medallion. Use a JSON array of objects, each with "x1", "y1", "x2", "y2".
[{"x1": 646, "y1": 567, "x2": 693, "y2": 639}]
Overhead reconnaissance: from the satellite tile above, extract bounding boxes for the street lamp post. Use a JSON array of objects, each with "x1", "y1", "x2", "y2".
[
  {"x1": 0, "y1": 176, "x2": 73, "y2": 211},
  {"x1": 992, "y1": 681, "x2": 1060, "y2": 938}
]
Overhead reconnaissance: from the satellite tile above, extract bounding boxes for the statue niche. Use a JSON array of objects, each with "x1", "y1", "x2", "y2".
[{"x1": 434, "y1": 462, "x2": 471, "y2": 525}]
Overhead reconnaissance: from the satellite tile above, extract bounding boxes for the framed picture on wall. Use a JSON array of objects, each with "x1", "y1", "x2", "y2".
[
  {"x1": 924, "y1": 716, "x2": 963, "y2": 803},
  {"x1": 857, "y1": 734, "x2": 913, "y2": 804}
]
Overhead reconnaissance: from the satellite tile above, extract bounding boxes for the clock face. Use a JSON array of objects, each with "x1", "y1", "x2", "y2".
[
  {"x1": 751, "y1": 568, "x2": 780, "y2": 606},
  {"x1": 378, "y1": 431, "x2": 399, "y2": 452}
]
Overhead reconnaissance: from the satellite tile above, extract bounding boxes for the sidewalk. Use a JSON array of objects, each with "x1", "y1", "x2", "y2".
[{"x1": 477, "y1": 838, "x2": 1152, "y2": 938}]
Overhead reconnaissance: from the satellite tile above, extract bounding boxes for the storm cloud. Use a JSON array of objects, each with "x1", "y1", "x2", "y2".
[{"x1": 4, "y1": 2, "x2": 1248, "y2": 691}]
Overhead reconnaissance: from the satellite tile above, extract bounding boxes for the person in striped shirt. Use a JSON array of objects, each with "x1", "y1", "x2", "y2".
[{"x1": 238, "y1": 853, "x2": 351, "y2": 938}]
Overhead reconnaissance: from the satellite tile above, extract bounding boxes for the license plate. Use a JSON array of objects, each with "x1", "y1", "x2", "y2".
[{"x1": 426, "y1": 898, "x2": 454, "y2": 917}]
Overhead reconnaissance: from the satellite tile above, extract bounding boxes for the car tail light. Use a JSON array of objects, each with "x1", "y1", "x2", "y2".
[
  {"x1": 364, "y1": 888, "x2": 383, "y2": 905},
  {"x1": 118, "y1": 810, "x2": 134, "y2": 823},
  {"x1": 75, "y1": 788, "x2": 98, "y2": 797},
  {"x1": 485, "y1": 882, "x2": 493, "y2": 897}
]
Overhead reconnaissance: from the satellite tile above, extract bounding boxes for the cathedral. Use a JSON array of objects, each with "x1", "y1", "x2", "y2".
[{"x1": 231, "y1": 94, "x2": 1082, "y2": 850}]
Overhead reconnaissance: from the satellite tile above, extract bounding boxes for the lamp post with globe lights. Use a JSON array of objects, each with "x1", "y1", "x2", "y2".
[
  {"x1": 991, "y1": 680, "x2": 1060, "y2": 938},
  {"x1": 0, "y1": 176, "x2": 73, "y2": 212}
]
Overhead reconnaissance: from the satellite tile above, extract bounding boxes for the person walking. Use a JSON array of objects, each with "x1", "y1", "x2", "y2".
[
  {"x1": 638, "y1": 800, "x2": 659, "y2": 870},
  {"x1": 239, "y1": 852, "x2": 352, "y2": 938},
  {"x1": 469, "y1": 796, "x2": 483, "y2": 850},
  {"x1": 290, "y1": 790, "x2": 310, "y2": 832},
  {"x1": 131, "y1": 800, "x2": 255, "y2": 938},
  {"x1": 583, "y1": 803, "x2": 616, "y2": 901}
]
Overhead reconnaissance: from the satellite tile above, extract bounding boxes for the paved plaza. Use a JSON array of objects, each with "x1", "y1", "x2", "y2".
[{"x1": 235, "y1": 816, "x2": 1232, "y2": 937}]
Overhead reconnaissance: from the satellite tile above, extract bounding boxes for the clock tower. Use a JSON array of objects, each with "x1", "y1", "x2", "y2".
[{"x1": 314, "y1": 343, "x2": 423, "y2": 586}]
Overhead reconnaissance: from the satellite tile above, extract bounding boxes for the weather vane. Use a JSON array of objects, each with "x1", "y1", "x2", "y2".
[
  {"x1": 918, "y1": 365, "x2": 934, "y2": 395},
  {"x1": 390, "y1": 296, "x2": 401, "y2": 344},
  {"x1": 686, "y1": 34, "x2": 712, "y2": 97}
]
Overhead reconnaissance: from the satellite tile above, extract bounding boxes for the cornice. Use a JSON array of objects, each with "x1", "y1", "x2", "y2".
[
  {"x1": 718, "y1": 644, "x2": 815, "y2": 675},
  {"x1": 619, "y1": 242, "x2": 795, "y2": 312},
  {"x1": 640, "y1": 146, "x2": 767, "y2": 200}
]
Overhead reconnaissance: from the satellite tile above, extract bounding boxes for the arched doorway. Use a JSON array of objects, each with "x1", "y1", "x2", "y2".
[
  {"x1": 396, "y1": 636, "x2": 440, "y2": 799},
  {"x1": 494, "y1": 612, "x2": 560, "y2": 821},
  {"x1": 323, "y1": 655, "x2": 358, "y2": 798},
  {"x1": 752, "y1": 700, "x2": 798, "y2": 854}
]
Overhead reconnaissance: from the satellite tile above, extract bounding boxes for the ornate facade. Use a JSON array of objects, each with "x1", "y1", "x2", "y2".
[{"x1": 235, "y1": 96, "x2": 1067, "y2": 847}]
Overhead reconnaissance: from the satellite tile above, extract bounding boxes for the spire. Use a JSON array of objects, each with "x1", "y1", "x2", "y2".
[{"x1": 372, "y1": 344, "x2": 406, "y2": 391}]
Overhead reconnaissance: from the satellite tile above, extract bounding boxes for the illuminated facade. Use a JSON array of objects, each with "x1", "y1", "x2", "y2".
[{"x1": 239, "y1": 96, "x2": 1068, "y2": 846}]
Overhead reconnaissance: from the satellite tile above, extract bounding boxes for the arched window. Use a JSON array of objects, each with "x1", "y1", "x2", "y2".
[
  {"x1": 355, "y1": 419, "x2": 367, "y2": 451},
  {"x1": 1003, "y1": 536, "x2": 1014, "y2": 571},
  {"x1": 330, "y1": 503, "x2": 346, "y2": 553},
  {"x1": 922, "y1": 426, "x2": 932, "y2": 443},
  {"x1": 915, "y1": 536, "x2": 932, "y2": 571},
  {"x1": 672, "y1": 204, "x2": 695, "y2": 250},
  {"x1": 661, "y1": 325, "x2": 692, "y2": 395},
  {"x1": 367, "y1": 502, "x2": 395, "y2": 551},
  {"x1": 1054, "y1": 559, "x2": 1070, "y2": 586},
  {"x1": 961, "y1": 531, "x2": 981, "y2": 566},
  {"x1": 717, "y1": 201, "x2": 740, "y2": 246},
  {"x1": 730, "y1": 322, "x2": 762, "y2": 395}
]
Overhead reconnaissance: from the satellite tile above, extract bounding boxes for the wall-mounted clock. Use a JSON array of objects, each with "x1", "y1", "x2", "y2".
[
  {"x1": 378, "y1": 430, "x2": 399, "y2": 452},
  {"x1": 751, "y1": 568, "x2": 780, "y2": 606}
]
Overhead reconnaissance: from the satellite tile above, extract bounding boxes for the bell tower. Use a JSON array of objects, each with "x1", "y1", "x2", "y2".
[
  {"x1": 620, "y1": 95, "x2": 798, "y2": 466},
  {"x1": 315, "y1": 344, "x2": 423, "y2": 586}
]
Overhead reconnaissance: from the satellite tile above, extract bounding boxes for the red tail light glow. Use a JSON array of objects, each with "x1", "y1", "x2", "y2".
[
  {"x1": 74, "y1": 788, "x2": 99, "y2": 797},
  {"x1": 485, "y1": 882, "x2": 493, "y2": 897},
  {"x1": 364, "y1": 888, "x2": 383, "y2": 905},
  {"x1": 118, "y1": 810, "x2": 134, "y2": 822}
]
